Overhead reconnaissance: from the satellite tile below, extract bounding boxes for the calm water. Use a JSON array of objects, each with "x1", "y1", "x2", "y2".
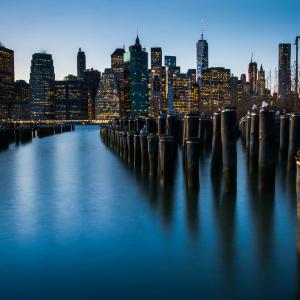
[{"x1": 0, "y1": 126, "x2": 299, "y2": 300}]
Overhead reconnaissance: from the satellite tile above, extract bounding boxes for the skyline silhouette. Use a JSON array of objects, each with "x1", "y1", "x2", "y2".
[{"x1": 0, "y1": 0, "x2": 298, "y2": 82}]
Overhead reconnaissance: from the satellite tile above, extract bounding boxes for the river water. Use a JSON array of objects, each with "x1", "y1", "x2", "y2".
[{"x1": 0, "y1": 126, "x2": 298, "y2": 299}]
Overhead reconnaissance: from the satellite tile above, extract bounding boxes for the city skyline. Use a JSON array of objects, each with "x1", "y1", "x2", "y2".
[{"x1": 0, "y1": 0, "x2": 299, "y2": 82}]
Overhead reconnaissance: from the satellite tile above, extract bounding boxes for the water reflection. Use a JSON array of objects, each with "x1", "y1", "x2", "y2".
[
  {"x1": 0, "y1": 127, "x2": 298, "y2": 299},
  {"x1": 217, "y1": 187, "x2": 237, "y2": 267},
  {"x1": 185, "y1": 190, "x2": 199, "y2": 239}
]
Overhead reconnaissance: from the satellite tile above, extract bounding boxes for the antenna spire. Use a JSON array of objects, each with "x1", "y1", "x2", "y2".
[{"x1": 201, "y1": 18, "x2": 204, "y2": 39}]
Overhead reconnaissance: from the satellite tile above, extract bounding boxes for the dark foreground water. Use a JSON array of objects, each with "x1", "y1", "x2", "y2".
[{"x1": 0, "y1": 126, "x2": 299, "y2": 300}]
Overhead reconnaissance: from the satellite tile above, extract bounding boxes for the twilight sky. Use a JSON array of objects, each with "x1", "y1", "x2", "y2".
[{"x1": 0, "y1": 0, "x2": 299, "y2": 84}]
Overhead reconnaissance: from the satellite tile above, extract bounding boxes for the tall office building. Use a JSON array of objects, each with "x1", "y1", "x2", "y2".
[
  {"x1": 230, "y1": 75, "x2": 239, "y2": 106},
  {"x1": 77, "y1": 48, "x2": 86, "y2": 80},
  {"x1": 149, "y1": 48, "x2": 162, "y2": 116},
  {"x1": 0, "y1": 45, "x2": 15, "y2": 119},
  {"x1": 95, "y1": 68, "x2": 120, "y2": 122},
  {"x1": 12, "y1": 80, "x2": 30, "y2": 120},
  {"x1": 151, "y1": 47, "x2": 162, "y2": 77},
  {"x1": 55, "y1": 77, "x2": 88, "y2": 120},
  {"x1": 196, "y1": 33, "x2": 209, "y2": 84},
  {"x1": 248, "y1": 59, "x2": 258, "y2": 95},
  {"x1": 173, "y1": 73, "x2": 189, "y2": 113},
  {"x1": 161, "y1": 65, "x2": 180, "y2": 113},
  {"x1": 165, "y1": 56, "x2": 176, "y2": 68},
  {"x1": 123, "y1": 36, "x2": 148, "y2": 117},
  {"x1": 148, "y1": 74, "x2": 162, "y2": 117},
  {"x1": 257, "y1": 65, "x2": 266, "y2": 97},
  {"x1": 30, "y1": 53, "x2": 55, "y2": 120},
  {"x1": 84, "y1": 68, "x2": 101, "y2": 119},
  {"x1": 111, "y1": 48, "x2": 125, "y2": 99},
  {"x1": 201, "y1": 67, "x2": 231, "y2": 110},
  {"x1": 187, "y1": 69, "x2": 199, "y2": 111},
  {"x1": 278, "y1": 43, "x2": 291, "y2": 98}
]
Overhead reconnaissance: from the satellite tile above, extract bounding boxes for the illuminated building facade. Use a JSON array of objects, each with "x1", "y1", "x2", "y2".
[
  {"x1": 278, "y1": 43, "x2": 291, "y2": 98},
  {"x1": 12, "y1": 80, "x2": 30, "y2": 120},
  {"x1": 201, "y1": 67, "x2": 231, "y2": 110},
  {"x1": 55, "y1": 78, "x2": 88, "y2": 120},
  {"x1": 248, "y1": 59, "x2": 257, "y2": 95},
  {"x1": 123, "y1": 36, "x2": 148, "y2": 117},
  {"x1": 84, "y1": 68, "x2": 101, "y2": 119},
  {"x1": 0, "y1": 46, "x2": 15, "y2": 119},
  {"x1": 257, "y1": 65, "x2": 266, "y2": 96},
  {"x1": 30, "y1": 53, "x2": 55, "y2": 120},
  {"x1": 95, "y1": 68, "x2": 120, "y2": 122},
  {"x1": 187, "y1": 69, "x2": 199, "y2": 111},
  {"x1": 111, "y1": 48, "x2": 125, "y2": 110},
  {"x1": 149, "y1": 48, "x2": 162, "y2": 116},
  {"x1": 196, "y1": 34, "x2": 208, "y2": 84},
  {"x1": 230, "y1": 75, "x2": 239, "y2": 106},
  {"x1": 77, "y1": 48, "x2": 86, "y2": 80},
  {"x1": 173, "y1": 73, "x2": 189, "y2": 113},
  {"x1": 161, "y1": 66, "x2": 180, "y2": 113},
  {"x1": 165, "y1": 56, "x2": 176, "y2": 68},
  {"x1": 148, "y1": 74, "x2": 162, "y2": 117},
  {"x1": 151, "y1": 47, "x2": 162, "y2": 77},
  {"x1": 236, "y1": 80, "x2": 243, "y2": 107}
]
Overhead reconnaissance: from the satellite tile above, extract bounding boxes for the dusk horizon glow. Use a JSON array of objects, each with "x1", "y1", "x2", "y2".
[{"x1": 1, "y1": 0, "x2": 299, "y2": 83}]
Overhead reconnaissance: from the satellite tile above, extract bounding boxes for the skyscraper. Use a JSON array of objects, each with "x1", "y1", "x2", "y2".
[
  {"x1": 84, "y1": 68, "x2": 101, "y2": 119},
  {"x1": 148, "y1": 73, "x2": 162, "y2": 117},
  {"x1": 111, "y1": 48, "x2": 125, "y2": 96},
  {"x1": 196, "y1": 33, "x2": 208, "y2": 84},
  {"x1": 12, "y1": 80, "x2": 30, "y2": 120},
  {"x1": 173, "y1": 73, "x2": 189, "y2": 113},
  {"x1": 164, "y1": 56, "x2": 176, "y2": 68},
  {"x1": 278, "y1": 43, "x2": 291, "y2": 98},
  {"x1": 151, "y1": 47, "x2": 162, "y2": 77},
  {"x1": 257, "y1": 65, "x2": 266, "y2": 96},
  {"x1": 230, "y1": 75, "x2": 239, "y2": 106},
  {"x1": 201, "y1": 67, "x2": 231, "y2": 111},
  {"x1": 149, "y1": 48, "x2": 162, "y2": 116},
  {"x1": 248, "y1": 58, "x2": 257, "y2": 95},
  {"x1": 95, "y1": 68, "x2": 120, "y2": 122},
  {"x1": 0, "y1": 45, "x2": 15, "y2": 119},
  {"x1": 77, "y1": 48, "x2": 86, "y2": 80},
  {"x1": 187, "y1": 69, "x2": 199, "y2": 111},
  {"x1": 55, "y1": 77, "x2": 88, "y2": 120},
  {"x1": 30, "y1": 53, "x2": 55, "y2": 120},
  {"x1": 123, "y1": 36, "x2": 148, "y2": 117}
]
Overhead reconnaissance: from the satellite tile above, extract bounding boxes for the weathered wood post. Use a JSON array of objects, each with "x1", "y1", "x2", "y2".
[
  {"x1": 211, "y1": 112, "x2": 222, "y2": 172},
  {"x1": 140, "y1": 133, "x2": 149, "y2": 172},
  {"x1": 145, "y1": 117, "x2": 156, "y2": 134},
  {"x1": 166, "y1": 114, "x2": 178, "y2": 139},
  {"x1": 134, "y1": 134, "x2": 141, "y2": 169},
  {"x1": 158, "y1": 115, "x2": 166, "y2": 135},
  {"x1": 127, "y1": 131, "x2": 134, "y2": 164},
  {"x1": 147, "y1": 134, "x2": 159, "y2": 178},
  {"x1": 280, "y1": 114, "x2": 290, "y2": 153},
  {"x1": 258, "y1": 108, "x2": 276, "y2": 191},
  {"x1": 159, "y1": 135, "x2": 177, "y2": 186},
  {"x1": 186, "y1": 138, "x2": 201, "y2": 190},
  {"x1": 288, "y1": 113, "x2": 300, "y2": 170},
  {"x1": 249, "y1": 112, "x2": 259, "y2": 172},
  {"x1": 221, "y1": 108, "x2": 237, "y2": 192},
  {"x1": 221, "y1": 108, "x2": 237, "y2": 174}
]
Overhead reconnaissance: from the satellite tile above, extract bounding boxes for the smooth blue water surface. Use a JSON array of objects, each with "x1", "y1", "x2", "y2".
[{"x1": 0, "y1": 126, "x2": 298, "y2": 299}]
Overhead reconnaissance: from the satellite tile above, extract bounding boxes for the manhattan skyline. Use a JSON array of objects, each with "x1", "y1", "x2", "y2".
[{"x1": 0, "y1": 0, "x2": 299, "y2": 82}]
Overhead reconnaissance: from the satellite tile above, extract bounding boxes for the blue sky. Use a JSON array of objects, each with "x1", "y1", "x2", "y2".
[{"x1": 1, "y1": 0, "x2": 299, "y2": 83}]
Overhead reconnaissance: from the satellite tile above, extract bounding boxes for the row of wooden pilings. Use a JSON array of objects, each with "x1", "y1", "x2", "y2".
[
  {"x1": 240, "y1": 109, "x2": 300, "y2": 189},
  {"x1": 100, "y1": 108, "x2": 240, "y2": 192},
  {"x1": 0, "y1": 124, "x2": 74, "y2": 150}
]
